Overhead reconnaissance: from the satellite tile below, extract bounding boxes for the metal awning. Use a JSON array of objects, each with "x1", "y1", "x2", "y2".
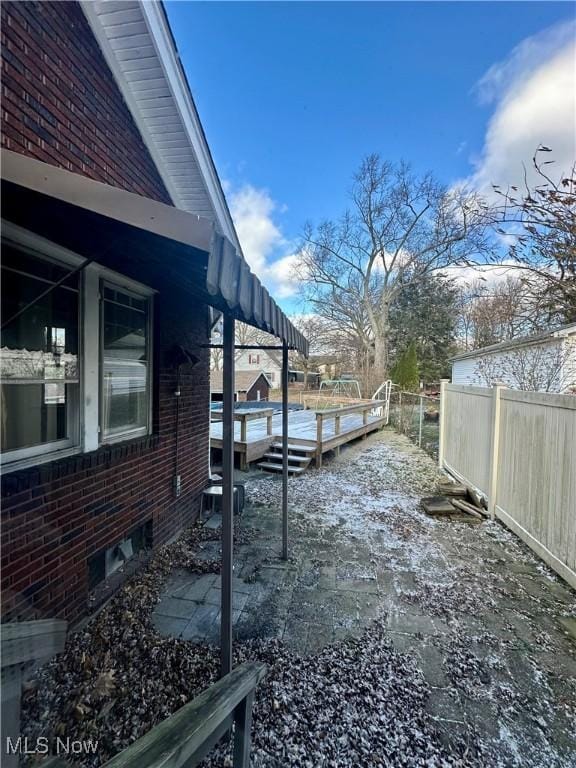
[{"x1": 0, "y1": 150, "x2": 308, "y2": 355}]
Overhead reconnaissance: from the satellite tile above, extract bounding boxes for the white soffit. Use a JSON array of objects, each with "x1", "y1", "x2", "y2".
[{"x1": 81, "y1": 0, "x2": 241, "y2": 254}]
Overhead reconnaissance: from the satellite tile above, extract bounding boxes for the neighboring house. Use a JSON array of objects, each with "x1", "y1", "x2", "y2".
[
  {"x1": 313, "y1": 355, "x2": 340, "y2": 380},
  {"x1": 451, "y1": 323, "x2": 576, "y2": 393},
  {"x1": 235, "y1": 347, "x2": 283, "y2": 386},
  {"x1": 287, "y1": 370, "x2": 321, "y2": 388},
  {"x1": 0, "y1": 0, "x2": 305, "y2": 623},
  {"x1": 211, "y1": 371, "x2": 271, "y2": 402}
]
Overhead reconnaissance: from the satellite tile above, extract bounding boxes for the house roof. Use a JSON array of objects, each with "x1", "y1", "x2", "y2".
[
  {"x1": 82, "y1": 1, "x2": 240, "y2": 251},
  {"x1": 74, "y1": 2, "x2": 308, "y2": 355},
  {"x1": 1, "y1": 151, "x2": 308, "y2": 354},
  {"x1": 452, "y1": 322, "x2": 576, "y2": 362},
  {"x1": 211, "y1": 370, "x2": 272, "y2": 393}
]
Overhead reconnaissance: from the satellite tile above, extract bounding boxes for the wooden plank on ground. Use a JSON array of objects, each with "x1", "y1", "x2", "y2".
[
  {"x1": 437, "y1": 482, "x2": 468, "y2": 498},
  {"x1": 453, "y1": 499, "x2": 486, "y2": 519}
]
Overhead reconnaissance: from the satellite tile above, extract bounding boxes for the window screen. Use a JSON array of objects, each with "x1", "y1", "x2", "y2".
[{"x1": 101, "y1": 285, "x2": 150, "y2": 441}]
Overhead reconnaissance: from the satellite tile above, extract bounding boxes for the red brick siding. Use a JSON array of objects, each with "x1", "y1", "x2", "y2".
[
  {"x1": 0, "y1": 1, "x2": 213, "y2": 624},
  {"x1": 1, "y1": 0, "x2": 171, "y2": 203},
  {"x1": 1, "y1": 290, "x2": 210, "y2": 623}
]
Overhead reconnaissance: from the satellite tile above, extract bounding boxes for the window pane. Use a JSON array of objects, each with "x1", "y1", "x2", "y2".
[
  {"x1": 1, "y1": 245, "x2": 79, "y2": 382},
  {"x1": 0, "y1": 383, "x2": 77, "y2": 451},
  {"x1": 102, "y1": 360, "x2": 148, "y2": 435},
  {"x1": 0, "y1": 244, "x2": 80, "y2": 455},
  {"x1": 102, "y1": 289, "x2": 149, "y2": 439}
]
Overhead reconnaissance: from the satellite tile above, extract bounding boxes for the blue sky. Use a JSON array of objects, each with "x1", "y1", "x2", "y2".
[{"x1": 165, "y1": 1, "x2": 576, "y2": 309}]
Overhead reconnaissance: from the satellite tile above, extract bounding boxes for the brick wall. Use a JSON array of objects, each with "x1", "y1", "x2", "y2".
[
  {"x1": 1, "y1": 0, "x2": 171, "y2": 203},
  {"x1": 0, "y1": 1, "x2": 212, "y2": 623},
  {"x1": 1, "y1": 288, "x2": 210, "y2": 623}
]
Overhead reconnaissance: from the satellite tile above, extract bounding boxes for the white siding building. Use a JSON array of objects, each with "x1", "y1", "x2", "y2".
[
  {"x1": 452, "y1": 323, "x2": 576, "y2": 394},
  {"x1": 234, "y1": 348, "x2": 282, "y2": 386}
]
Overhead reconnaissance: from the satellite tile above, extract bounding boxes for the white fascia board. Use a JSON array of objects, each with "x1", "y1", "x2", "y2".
[
  {"x1": 81, "y1": 1, "x2": 242, "y2": 255},
  {"x1": 139, "y1": 1, "x2": 241, "y2": 253},
  {"x1": 552, "y1": 325, "x2": 576, "y2": 339},
  {"x1": 81, "y1": 1, "x2": 184, "y2": 210}
]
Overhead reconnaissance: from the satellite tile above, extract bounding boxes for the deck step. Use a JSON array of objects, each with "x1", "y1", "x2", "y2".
[
  {"x1": 263, "y1": 452, "x2": 311, "y2": 464},
  {"x1": 270, "y1": 442, "x2": 316, "y2": 453},
  {"x1": 258, "y1": 462, "x2": 306, "y2": 474}
]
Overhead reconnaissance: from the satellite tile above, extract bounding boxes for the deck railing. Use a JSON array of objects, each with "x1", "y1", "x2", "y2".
[
  {"x1": 315, "y1": 400, "x2": 386, "y2": 466},
  {"x1": 301, "y1": 394, "x2": 373, "y2": 410},
  {"x1": 43, "y1": 662, "x2": 267, "y2": 768},
  {"x1": 212, "y1": 408, "x2": 274, "y2": 442}
]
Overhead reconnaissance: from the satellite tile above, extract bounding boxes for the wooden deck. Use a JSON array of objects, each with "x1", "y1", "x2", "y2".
[{"x1": 210, "y1": 403, "x2": 386, "y2": 469}]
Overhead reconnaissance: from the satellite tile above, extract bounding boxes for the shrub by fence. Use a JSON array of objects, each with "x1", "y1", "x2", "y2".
[
  {"x1": 439, "y1": 382, "x2": 576, "y2": 589},
  {"x1": 388, "y1": 390, "x2": 440, "y2": 459}
]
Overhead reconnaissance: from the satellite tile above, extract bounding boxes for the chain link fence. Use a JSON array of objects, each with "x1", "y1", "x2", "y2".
[{"x1": 388, "y1": 389, "x2": 440, "y2": 459}]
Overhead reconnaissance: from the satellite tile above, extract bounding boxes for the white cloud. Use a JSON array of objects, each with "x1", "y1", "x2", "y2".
[
  {"x1": 226, "y1": 182, "x2": 301, "y2": 298},
  {"x1": 266, "y1": 253, "x2": 302, "y2": 297},
  {"x1": 227, "y1": 184, "x2": 285, "y2": 275},
  {"x1": 466, "y1": 20, "x2": 576, "y2": 196},
  {"x1": 440, "y1": 260, "x2": 526, "y2": 289}
]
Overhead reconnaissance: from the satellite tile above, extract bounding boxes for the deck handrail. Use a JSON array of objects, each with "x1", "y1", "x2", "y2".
[
  {"x1": 316, "y1": 400, "x2": 385, "y2": 418},
  {"x1": 212, "y1": 409, "x2": 274, "y2": 442},
  {"x1": 314, "y1": 400, "x2": 386, "y2": 467},
  {"x1": 301, "y1": 394, "x2": 371, "y2": 410},
  {"x1": 97, "y1": 662, "x2": 267, "y2": 768}
]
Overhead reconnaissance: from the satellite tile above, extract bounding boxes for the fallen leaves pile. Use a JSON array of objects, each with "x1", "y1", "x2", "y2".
[
  {"x1": 21, "y1": 525, "x2": 225, "y2": 765},
  {"x1": 20, "y1": 515, "x2": 471, "y2": 767},
  {"x1": 206, "y1": 628, "x2": 472, "y2": 768},
  {"x1": 19, "y1": 432, "x2": 576, "y2": 767}
]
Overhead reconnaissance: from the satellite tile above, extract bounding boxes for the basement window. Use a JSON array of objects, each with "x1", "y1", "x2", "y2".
[{"x1": 88, "y1": 520, "x2": 153, "y2": 591}]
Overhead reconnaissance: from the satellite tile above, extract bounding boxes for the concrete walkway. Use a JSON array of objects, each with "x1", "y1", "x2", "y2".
[{"x1": 153, "y1": 430, "x2": 576, "y2": 767}]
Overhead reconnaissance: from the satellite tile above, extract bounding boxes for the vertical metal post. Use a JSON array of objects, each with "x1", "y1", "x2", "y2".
[
  {"x1": 221, "y1": 313, "x2": 235, "y2": 677},
  {"x1": 281, "y1": 344, "x2": 289, "y2": 560},
  {"x1": 418, "y1": 396, "x2": 424, "y2": 447}
]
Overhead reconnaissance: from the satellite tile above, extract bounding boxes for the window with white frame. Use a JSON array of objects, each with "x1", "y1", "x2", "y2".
[
  {"x1": 1, "y1": 243, "x2": 80, "y2": 462},
  {"x1": 101, "y1": 285, "x2": 150, "y2": 442},
  {"x1": 0, "y1": 227, "x2": 153, "y2": 469}
]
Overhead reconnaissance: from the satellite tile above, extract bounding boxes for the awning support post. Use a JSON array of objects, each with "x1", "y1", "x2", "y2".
[
  {"x1": 221, "y1": 313, "x2": 235, "y2": 677},
  {"x1": 281, "y1": 344, "x2": 289, "y2": 561}
]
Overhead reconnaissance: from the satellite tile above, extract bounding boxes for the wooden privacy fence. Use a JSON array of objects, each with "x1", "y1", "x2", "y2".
[{"x1": 439, "y1": 381, "x2": 576, "y2": 589}]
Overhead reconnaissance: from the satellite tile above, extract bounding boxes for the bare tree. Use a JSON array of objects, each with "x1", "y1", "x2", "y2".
[
  {"x1": 234, "y1": 322, "x2": 275, "y2": 350},
  {"x1": 296, "y1": 155, "x2": 491, "y2": 386},
  {"x1": 287, "y1": 315, "x2": 332, "y2": 387},
  {"x1": 474, "y1": 342, "x2": 576, "y2": 393},
  {"x1": 456, "y1": 275, "x2": 546, "y2": 351},
  {"x1": 209, "y1": 319, "x2": 277, "y2": 370},
  {"x1": 494, "y1": 147, "x2": 576, "y2": 323}
]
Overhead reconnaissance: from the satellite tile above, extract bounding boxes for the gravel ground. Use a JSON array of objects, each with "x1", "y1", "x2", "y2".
[{"x1": 19, "y1": 429, "x2": 576, "y2": 767}]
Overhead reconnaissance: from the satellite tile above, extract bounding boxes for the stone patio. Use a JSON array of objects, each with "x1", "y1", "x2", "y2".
[{"x1": 153, "y1": 430, "x2": 576, "y2": 766}]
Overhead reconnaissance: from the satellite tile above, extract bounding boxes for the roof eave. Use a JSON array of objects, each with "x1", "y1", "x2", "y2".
[
  {"x1": 451, "y1": 324, "x2": 576, "y2": 362},
  {"x1": 81, "y1": 0, "x2": 242, "y2": 255}
]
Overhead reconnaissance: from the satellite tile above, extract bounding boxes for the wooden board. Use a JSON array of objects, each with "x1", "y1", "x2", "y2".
[{"x1": 210, "y1": 409, "x2": 385, "y2": 466}]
